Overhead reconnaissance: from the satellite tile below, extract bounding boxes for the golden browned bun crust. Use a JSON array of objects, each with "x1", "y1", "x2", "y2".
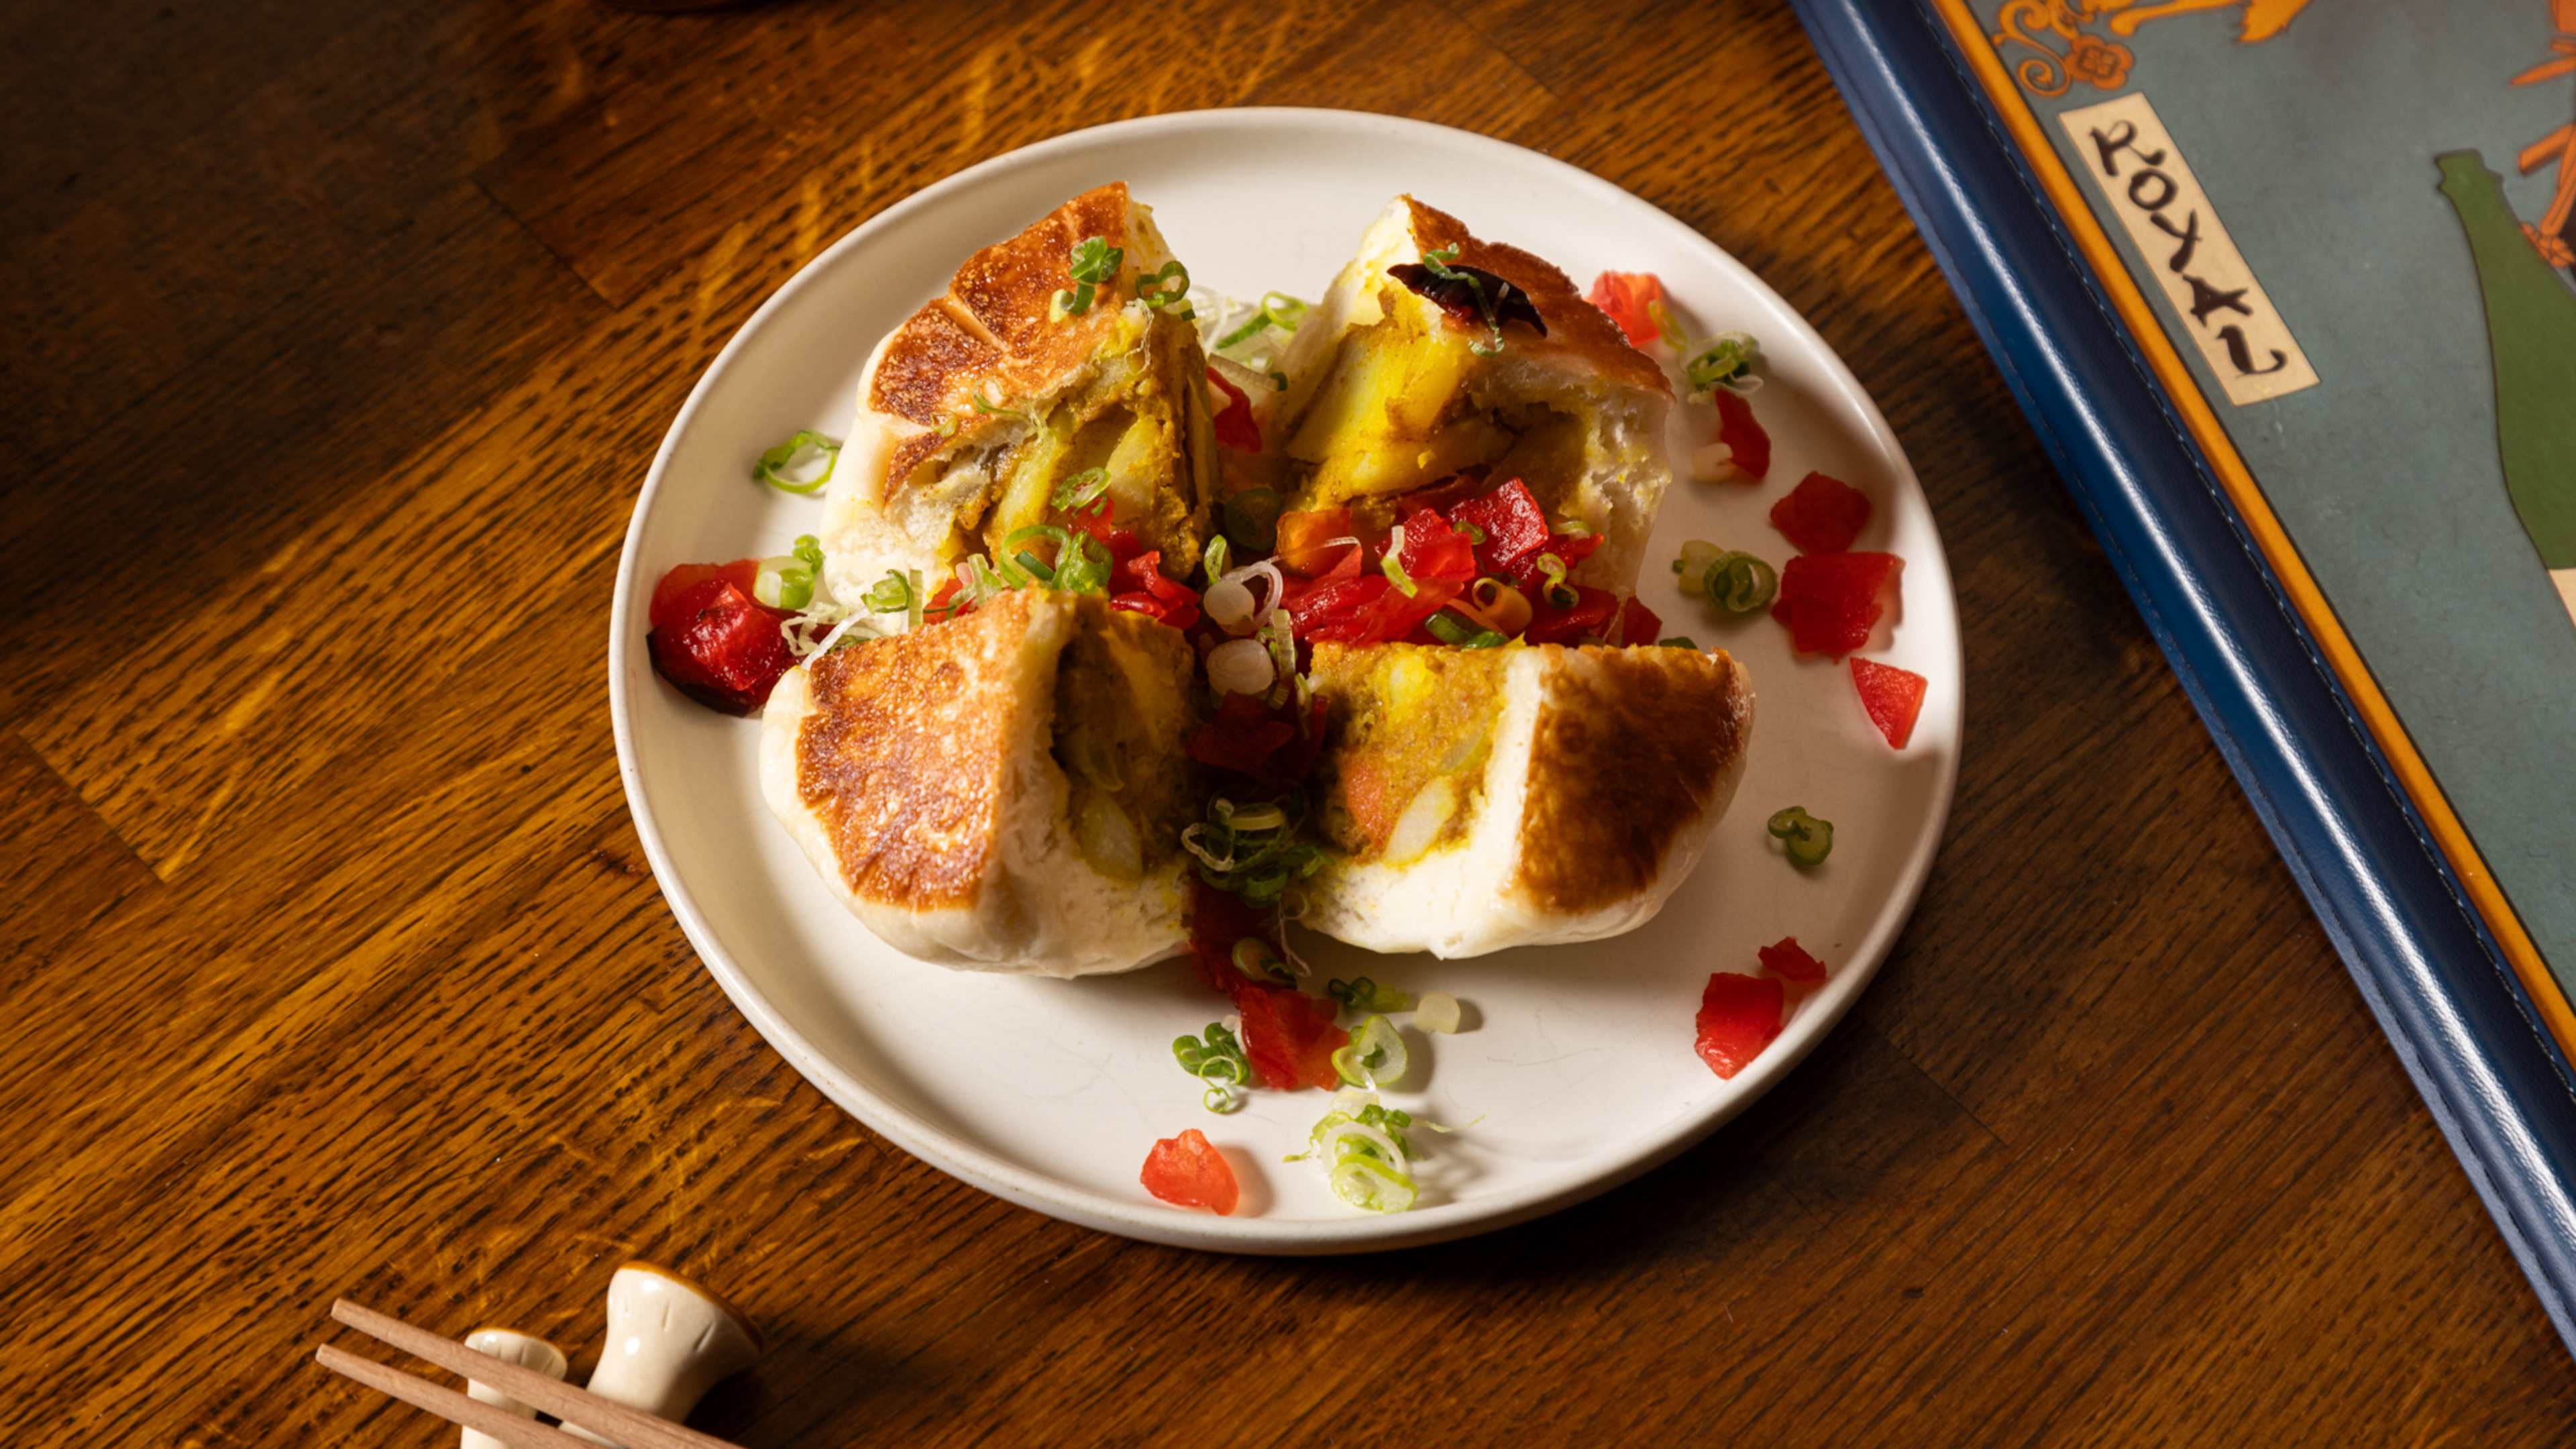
[
  {"x1": 1396, "y1": 196, "x2": 1670, "y2": 399},
  {"x1": 792, "y1": 592, "x2": 1048, "y2": 912},
  {"x1": 1296, "y1": 639, "x2": 1751, "y2": 958},
  {"x1": 762, "y1": 589, "x2": 1202, "y2": 975},
  {"x1": 1512, "y1": 645, "x2": 1752, "y2": 914},
  {"x1": 870, "y1": 182, "x2": 1152, "y2": 488}
]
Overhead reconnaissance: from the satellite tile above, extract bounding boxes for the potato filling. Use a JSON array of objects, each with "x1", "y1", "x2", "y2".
[
  {"x1": 1052, "y1": 611, "x2": 1197, "y2": 880},
  {"x1": 1318, "y1": 646, "x2": 1508, "y2": 863},
  {"x1": 955, "y1": 311, "x2": 1210, "y2": 578},
  {"x1": 1281, "y1": 295, "x2": 1590, "y2": 530}
]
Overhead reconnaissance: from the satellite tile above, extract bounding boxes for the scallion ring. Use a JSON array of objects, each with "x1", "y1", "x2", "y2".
[
  {"x1": 752, "y1": 557, "x2": 815, "y2": 611},
  {"x1": 1332, "y1": 1014, "x2": 1409, "y2": 1089},
  {"x1": 752, "y1": 430, "x2": 841, "y2": 494},
  {"x1": 1424, "y1": 612, "x2": 1506, "y2": 649},
  {"x1": 1051, "y1": 467, "x2": 1112, "y2": 511},
  {"x1": 1136, "y1": 259, "x2": 1190, "y2": 309},
  {"x1": 1767, "y1": 806, "x2": 1833, "y2": 867},
  {"x1": 1381, "y1": 523, "x2": 1418, "y2": 598},
  {"x1": 1683, "y1": 331, "x2": 1763, "y2": 395},
  {"x1": 1327, "y1": 1155, "x2": 1419, "y2": 1214},
  {"x1": 1702, "y1": 552, "x2": 1778, "y2": 614}
]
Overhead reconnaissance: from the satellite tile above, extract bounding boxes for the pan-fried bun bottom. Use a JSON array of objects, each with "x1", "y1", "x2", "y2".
[
  {"x1": 760, "y1": 590, "x2": 1199, "y2": 977},
  {"x1": 1302, "y1": 641, "x2": 1752, "y2": 959}
]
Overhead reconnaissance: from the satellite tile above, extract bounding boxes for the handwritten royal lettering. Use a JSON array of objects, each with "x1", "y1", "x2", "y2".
[{"x1": 2060, "y1": 93, "x2": 2318, "y2": 406}]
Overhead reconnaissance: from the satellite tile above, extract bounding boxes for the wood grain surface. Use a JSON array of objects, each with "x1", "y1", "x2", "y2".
[{"x1": 3, "y1": 1, "x2": 2569, "y2": 1443}]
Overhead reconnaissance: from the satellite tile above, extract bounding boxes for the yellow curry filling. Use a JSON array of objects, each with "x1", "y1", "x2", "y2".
[
  {"x1": 943, "y1": 309, "x2": 1211, "y2": 580},
  {"x1": 1052, "y1": 608, "x2": 1197, "y2": 881},
  {"x1": 1283, "y1": 290, "x2": 1589, "y2": 531},
  {"x1": 1318, "y1": 645, "x2": 1509, "y2": 865}
]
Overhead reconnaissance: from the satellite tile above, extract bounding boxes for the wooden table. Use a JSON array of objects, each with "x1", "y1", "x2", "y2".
[{"x1": 5, "y1": 0, "x2": 2569, "y2": 1442}]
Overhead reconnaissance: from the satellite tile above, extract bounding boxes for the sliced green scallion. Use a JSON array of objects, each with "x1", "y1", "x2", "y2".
[
  {"x1": 1184, "y1": 794, "x2": 1328, "y2": 908},
  {"x1": 1332, "y1": 1014, "x2": 1409, "y2": 1089},
  {"x1": 1285, "y1": 1093, "x2": 1435, "y2": 1214},
  {"x1": 1135, "y1": 259, "x2": 1191, "y2": 313},
  {"x1": 1703, "y1": 552, "x2": 1778, "y2": 614},
  {"x1": 1424, "y1": 612, "x2": 1507, "y2": 649},
  {"x1": 1173, "y1": 1021, "x2": 1251, "y2": 1113},
  {"x1": 1381, "y1": 521, "x2": 1418, "y2": 597},
  {"x1": 1052, "y1": 466, "x2": 1112, "y2": 512},
  {"x1": 1768, "y1": 806, "x2": 1833, "y2": 867},
  {"x1": 753, "y1": 430, "x2": 841, "y2": 494},
  {"x1": 1215, "y1": 291, "x2": 1311, "y2": 352},
  {"x1": 1051, "y1": 235, "x2": 1125, "y2": 321},
  {"x1": 752, "y1": 555, "x2": 815, "y2": 611},
  {"x1": 862, "y1": 570, "x2": 913, "y2": 616},
  {"x1": 1682, "y1": 331, "x2": 1762, "y2": 396},
  {"x1": 1533, "y1": 551, "x2": 1577, "y2": 609}
]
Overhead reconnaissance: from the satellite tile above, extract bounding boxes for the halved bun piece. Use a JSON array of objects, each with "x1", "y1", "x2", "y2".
[
  {"x1": 760, "y1": 590, "x2": 1202, "y2": 977},
  {"x1": 1266, "y1": 196, "x2": 1673, "y2": 590},
  {"x1": 822, "y1": 182, "x2": 1216, "y2": 606},
  {"x1": 1300, "y1": 640, "x2": 1752, "y2": 958}
]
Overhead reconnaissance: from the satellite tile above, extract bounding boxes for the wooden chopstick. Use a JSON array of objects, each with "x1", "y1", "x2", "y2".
[
  {"x1": 315, "y1": 1344, "x2": 592, "y2": 1448},
  {"x1": 326, "y1": 1298, "x2": 745, "y2": 1449}
]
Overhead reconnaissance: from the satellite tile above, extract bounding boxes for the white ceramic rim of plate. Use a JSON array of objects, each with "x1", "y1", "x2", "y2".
[{"x1": 608, "y1": 107, "x2": 1961, "y2": 1253}]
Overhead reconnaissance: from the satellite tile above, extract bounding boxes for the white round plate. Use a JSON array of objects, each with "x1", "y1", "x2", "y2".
[{"x1": 610, "y1": 109, "x2": 1959, "y2": 1252}]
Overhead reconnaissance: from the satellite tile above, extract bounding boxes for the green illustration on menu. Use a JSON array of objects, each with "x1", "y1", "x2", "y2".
[{"x1": 2438, "y1": 151, "x2": 2576, "y2": 631}]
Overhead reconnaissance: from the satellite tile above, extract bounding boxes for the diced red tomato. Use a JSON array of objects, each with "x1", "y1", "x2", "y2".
[
  {"x1": 923, "y1": 573, "x2": 970, "y2": 623},
  {"x1": 1207, "y1": 366, "x2": 1260, "y2": 453},
  {"x1": 1769, "y1": 472, "x2": 1872, "y2": 555},
  {"x1": 1110, "y1": 549, "x2": 1201, "y2": 631},
  {"x1": 1189, "y1": 691, "x2": 1299, "y2": 775},
  {"x1": 1713, "y1": 389, "x2": 1771, "y2": 482},
  {"x1": 1394, "y1": 508, "x2": 1478, "y2": 587},
  {"x1": 1389, "y1": 473, "x2": 1491, "y2": 521},
  {"x1": 1185, "y1": 691, "x2": 1330, "y2": 790},
  {"x1": 1067, "y1": 498, "x2": 1143, "y2": 566},
  {"x1": 1286, "y1": 572, "x2": 1385, "y2": 635},
  {"x1": 645, "y1": 561, "x2": 798, "y2": 716},
  {"x1": 1757, "y1": 937, "x2": 1828, "y2": 983},
  {"x1": 1616, "y1": 596, "x2": 1662, "y2": 647},
  {"x1": 1446, "y1": 477, "x2": 1552, "y2": 573},
  {"x1": 1187, "y1": 878, "x2": 1275, "y2": 995},
  {"x1": 1695, "y1": 972, "x2": 1785, "y2": 1080},
  {"x1": 1586, "y1": 270, "x2": 1666, "y2": 350},
  {"x1": 1275, "y1": 506, "x2": 1358, "y2": 577},
  {"x1": 1772, "y1": 551, "x2": 1902, "y2": 659},
  {"x1": 1523, "y1": 584, "x2": 1621, "y2": 645},
  {"x1": 649, "y1": 559, "x2": 757, "y2": 628},
  {"x1": 1291, "y1": 527, "x2": 1466, "y2": 645},
  {"x1": 1140, "y1": 1128, "x2": 1239, "y2": 1214},
  {"x1": 1849, "y1": 657, "x2": 1927, "y2": 749},
  {"x1": 1234, "y1": 983, "x2": 1348, "y2": 1091},
  {"x1": 1314, "y1": 576, "x2": 1464, "y2": 645}
]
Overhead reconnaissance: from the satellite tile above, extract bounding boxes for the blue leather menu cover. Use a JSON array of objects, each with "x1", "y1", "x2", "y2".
[{"x1": 1788, "y1": 0, "x2": 2576, "y2": 1353}]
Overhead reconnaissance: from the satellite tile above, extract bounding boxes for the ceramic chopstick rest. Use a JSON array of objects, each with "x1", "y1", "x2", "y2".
[
  {"x1": 458, "y1": 1327, "x2": 567, "y2": 1449},
  {"x1": 564, "y1": 1261, "x2": 761, "y2": 1443}
]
